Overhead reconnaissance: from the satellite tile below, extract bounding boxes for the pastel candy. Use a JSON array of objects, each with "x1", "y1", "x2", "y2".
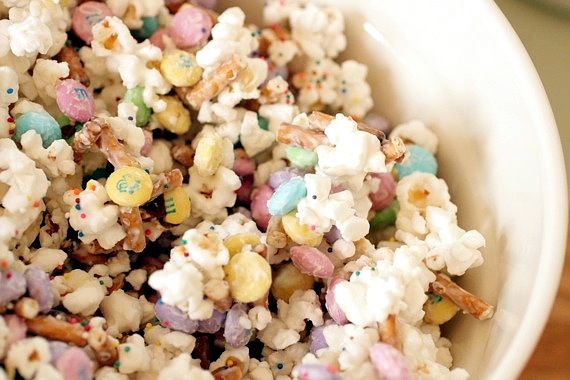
[
  {"x1": 155, "y1": 301, "x2": 198, "y2": 333},
  {"x1": 271, "y1": 263, "x2": 314, "y2": 302},
  {"x1": 309, "y1": 325, "x2": 328, "y2": 354},
  {"x1": 233, "y1": 156, "x2": 256, "y2": 176},
  {"x1": 14, "y1": 112, "x2": 62, "y2": 148},
  {"x1": 325, "y1": 277, "x2": 349, "y2": 325},
  {"x1": 197, "y1": 309, "x2": 226, "y2": 333},
  {"x1": 290, "y1": 246, "x2": 334, "y2": 278},
  {"x1": 195, "y1": 0, "x2": 217, "y2": 9},
  {"x1": 268, "y1": 168, "x2": 304, "y2": 190},
  {"x1": 160, "y1": 50, "x2": 203, "y2": 87},
  {"x1": 132, "y1": 16, "x2": 160, "y2": 40},
  {"x1": 324, "y1": 226, "x2": 342, "y2": 244},
  {"x1": 105, "y1": 166, "x2": 153, "y2": 207},
  {"x1": 369, "y1": 342, "x2": 411, "y2": 380},
  {"x1": 55, "y1": 347, "x2": 94, "y2": 380},
  {"x1": 293, "y1": 363, "x2": 341, "y2": 380},
  {"x1": 0, "y1": 270, "x2": 26, "y2": 306},
  {"x1": 72, "y1": 2, "x2": 113, "y2": 43},
  {"x1": 122, "y1": 87, "x2": 152, "y2": 127},
  {"x1": 394, "y1": 144, "x2": 438, "y2": 178},
  {"x1": 56, "y1": 79, "x2": 95, "y2": 122},
  {"x1": 49, "y1": 341, "x2": 69, "y2": 364},
  {"x1": 236, "y1": 175, "x2": 254, "y2": 203},
  {"x1": 224, "y1": 250, "x2": 271, "y2": 303},
  {"x1": 267, "y1": 177, "x2": 307, "y2": 216},
  {"x1": 163, "y1": 187, "x2": 192, "y2": 225},
  {"x1": 370, "y1": 200, "x2": 399, "y2": 230},
  {"x1": 250, "y1": 185, "x2": 273, "y2": 231},
  {"x1": 281, "y1": 212, "x2": 323, "y2": 247},
  {"x1": 223, "y1": 304, "x2": 252, "y2": 347},
  {"x1": 24, "y1": 267, "x2": 54, "y2": 312},
  {"x1": 364, "y1": 113, "x2": 390, "y2": 135},
  {"x1": 286, "y1": 146, "x2": 318, "y2": 169},
  {"x1": 224, "y1": 233, "x2": 260, "y2": 257},
  {"x1": 257, "y1": 115, "x2": 269, "y2": 131},
  {"x1": 369, "y1": 172, "x2": 396, "y2": 211},
  {"x1": 155, "y1": 96, "x2": 191, "y2": 134},
  {"x1": 167, "y1": 7, "x2": 213, "y2": 48},
  {"x1": 149, "y1": 28, "x2": 167, "y2": 50}
]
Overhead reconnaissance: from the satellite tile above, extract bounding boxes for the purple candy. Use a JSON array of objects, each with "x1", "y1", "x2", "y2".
[
  {"x1": 3, "y1": 315, "x2": 26, "y2": 348},
  {"x1": 49, "y1": 341, "x2": 70, "y2": 365},
  {"x1": 155, "y1": 301, "x2": 198, "y2": 333},
  {"x1": 267, "y1": 168, "x2": 304, "y2": 190},
  {"x1": 167, "y1": 7, "x2": 212, "y2": 48},
  {"x1": 292, "y1": 363, "x2": 341, "y2": 380},
  {"x1": 251, "y1": 185, "x2": 273, "y2": 231},
  {"x1": 55, "y1": 347, "x2": 94, "y2": 380},
  {"x1": 224, "y1": 304, "x2": 252, "y2": 348},
  {"x1": 56, "y1": 79, "x2": 95, "y2": 122},
  {"x1": 309, "y1": 325, "x2": 328, "y2": 354},
  {"x1": 25, "y1": 266, "x2": 54, "y2": 313},
  {"x1": 364, "y1": 113, "x2": 390, "y2": 135},
  {"x1": 369, "y1": 342, "x2": 411, "y2": 380},
  {"x1": 325, "y1": 277, "x2": 348, "y2": 325},
  {"x1": 0, "y1": 270, "x2": 26, "y2": 306},
  {"x1": 324, "y1": 226, "x2": 342, "y2": 245},
  {"x1": 369, "y1": 172, "x2": 396, "y2": 211},
  {"x1": 197, "y1": 309, "x2": 226, "y2": 333}
]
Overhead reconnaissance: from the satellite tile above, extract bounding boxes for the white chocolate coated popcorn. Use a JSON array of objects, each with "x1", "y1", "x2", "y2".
[
  {"x1": 20, "y1": 130, "x2": 75, "y2": 178},
  {"x1": 107, "y1": 0, "x2": 165, "y2": 29},
  {"x1": 391, "y1": 120, "x2": 439, "y2": 154},
  {"x1": 63, "y1": 180, "x2": 126, "y2": 250},
  {"x1": 240, "y1": 110, "x2": 275, "y2": 157},
  {"x1": 100, "y1": 289, "x2": 144, "y2": 336},
  {"x1": 157, "y1": 353, "x2": 214, "y2": 380},
  {"x1": 5, "y1": 337, "x2": 52, "y2": 380},
  {"x1": 0, "y1": 66, "x2": 18, "y2": 138},
  {"x1": 335, "y1": 60, "x2": 373, "y2": 119},
  {"x1": 91, "y1": 16, "x2": 171, "y2": 112},
  {"x1": 263, "y1": 0, "x2": 308, "y2": 24},
  {"x1": 32, "y1": 59, "x2": 69, "y2": 105}
]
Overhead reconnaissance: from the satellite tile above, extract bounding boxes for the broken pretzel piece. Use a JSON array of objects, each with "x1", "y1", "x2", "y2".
[
  {"x1": 171, "y1": 144, "x2": 195, "y2": 167},
  {"x1": 26, "y1": 315, "x2": 88, "y2": 346},
  {"x1": 98, "y1": 127, "x2": 142, "y2": 169},
  {"x1": 181, "y1": 55, "x2": 246, "y2": 109},
  {"x1": 150, "y1": 169, "x2": 184, "y2": 201},
  {"x1": 308, "y1": 111, "x2": 386, "y2": 140},
  {"x1": 379, "y1": 314, "x2": 401, "y2": 350},
  {"x1": 119, "y1": 207, "x2": 146, "y2": 253},
  {"x1": 56, "y1": 46, "x2": 90, "y2": 87},
  {"x1": 431, "y1": 273, "x2": 494, "y2": 320},
  {"x1": 276, "y1": 123, "x2": 329, "y2": 150},
  {"x1": 71, "y1": 118, "x2": 104, "y2": 162}
]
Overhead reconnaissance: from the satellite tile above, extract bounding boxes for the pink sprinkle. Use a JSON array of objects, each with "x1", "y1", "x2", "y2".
[
  {"x1": 310, "y1": 225, "x2": 316, "y2": 231},
  {"x1": 80, "y1": 213, "x2": 86, "y2": 219},
  {"x1": 84, "y1": 325, "x2": 91, "y2": 331},
  {"x1": 70, "y1": 318, "x2": 78, "y2": 324}
]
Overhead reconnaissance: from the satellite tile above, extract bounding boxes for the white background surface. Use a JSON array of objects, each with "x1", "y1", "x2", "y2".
[{"x1": 497, "y1": 0, "x2": 570, "y2": 193}]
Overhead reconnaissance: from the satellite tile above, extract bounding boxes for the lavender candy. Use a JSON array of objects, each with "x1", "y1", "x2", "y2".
[
  {"x1": 0, "y1": 269, "x2": 26, "y2": 306},
  {"x1": 197, "y1": 309, "x2": 226, "y2": 334},
  {"x1": 369, "y1": 342, "x2": 411, "y2": 380},
  {"x1": 324, "y1": 226, "x2": 342, "y2": 245},
  {"x1": 224, "y1": 304, "x2": 252, "y2": 348},
  {"x1": 55, "y1": 347, "x2": 94, "y2": 380},
  {"x1": 25, "y1": 266, "x2": 55, "y2": 312},
  {"x1": 363, "y1": 113, "x2": 390, "y2": 135},
  {"x1": 268, "y1": 168, "x2": 304, "y2": 190},
  {"x1": 292, "y1": 363, "x2": 341, "y2": 380},
  {"x1": 49, "y1": 341, "x2": 70, "y2": 365},
  {"x1": 155, "y1": 300, "x2": 198, "y2": 333},
  {"x1": 309, "y1": 325, "x2": 328, "y2": 354}
]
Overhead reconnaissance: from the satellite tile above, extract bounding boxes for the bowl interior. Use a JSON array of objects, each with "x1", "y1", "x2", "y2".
[{"x1": 218, "y1": 0, "x2": 567, "y2": 378}]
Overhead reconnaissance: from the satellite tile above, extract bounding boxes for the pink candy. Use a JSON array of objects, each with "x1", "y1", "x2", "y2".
[
  {"x1": 167, "y1": 7, "x2": 212, "y2": 48},
  {"x1": 140, "y1": 129, "x2": 153, "y2": 156},
  {"x1": 56, "y1": 79, "x2": 95, "y2": 122},
  {"x1": 149, "y1": 28, "x2": 168, "y2": 50},
  {"x1": 290, "y1": 246, "x2": 334, "y2": 278},
  {"x1": 233, "y1": 157, "x2": 256, "y2": 176},
  {"x1": 236, "y1": 176, "x2": 254, "y2": 203},
  {"x1": 55, "y1": 347, "x2": 94, "y2": 380},
  {"x1": 3, "y1": 315, "x2": 27, "y2": 349},
  {"x1": 71, "y1": 2, "x2": 113, "y2": 44},
  {"x1": 369, "y1": 172, "x2": 396, "y2": 211},
  {"x1": 324, "y1": 277, "x2": 349, "y2": 324},
  {"x1": 250, "y1": 185, "x2": 273, "y2": 231},
  {"x1": 369, "y1": 342, "x2": 411, "y2": 380}
]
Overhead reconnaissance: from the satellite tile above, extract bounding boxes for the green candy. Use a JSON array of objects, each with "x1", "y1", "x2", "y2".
[
  {"x1": 123, "y1": 86, "x2": 152, "y2": 127},
  {"x1": 56, "y1": 115, "x2": 71, "y2": 127},
  {"x1": 131, "y1": 17, "x2": 159, "y2": 40},
  {"x1": 286, "y1": 146, "x2": 317, "y2": 169},
  {"x1": 14, "y1": 112, "x2": 62, "y2": 148},
  {"x1": 370, "y1": 200, "x2": 399, "y2": 230},
  {"x1": 258, "y1": 115, "x2": 269, "y2": 130}
]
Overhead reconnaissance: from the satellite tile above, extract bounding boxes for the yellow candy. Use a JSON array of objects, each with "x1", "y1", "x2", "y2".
[
  {"x1": 194, "y1": 134, "x2": 223, "y2": 176},
  {"x1": 224, "y1": 233, "x2": 261, "y2": 257},
  {"x1": 271, "y1": 263, "x2": 314, "y2": 302},
  {"x1": 155, "y1": 96, "x2": 191, "y2": 134},
  {"x1": 160, "y1": 50, "x2": 203, "y2": 87},
  {"x1": 224, "y1": 251, "x2": 271, "y2": 303},
  {"x1": 423, "y1": 294, "x2": 459, "y2": 325},
  {"x1": 163, "y1": 187, "x2": 191, "y2": 224},
  {"x1": 105, "y1": 166, "x2": 153, "y2": 207},
  {"x1": 281, "y1": 212, "x2": 323, "y2": 246}
]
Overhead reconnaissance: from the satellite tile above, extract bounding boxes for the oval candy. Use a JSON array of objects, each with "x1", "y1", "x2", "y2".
[
  {"x1": 163, "y1": 187, "x2": 191, "y2": 225},
  {"x1": 56, "y1": 79, "x2": 95, "y2": 122},
  {"x1": 155, "y1": 96, "x2": 191, "y2": 134},
  {"x1": 155, "y1": 301, "x2": 198, "y2": 333},
  {"x1": 72, "y1": 2, "x2": 113, "y2": 43},
  {"x1": 122, "y1": 87, "x2": 152, "y2": 127},
  {"x1": 160, "y1": 50, "x2": 203, "y2": 87},
  {"x1": 14, "y1": 112, "x2": 62, "y2": 148},
  {"x1": 292, "y1": 363, "x2": 341, "y2": 380},
  {"x1": 55, "y1": 347, "x2": 94, "y2": 380},
  {"x1": 131, "y1": 16, "x2": 160, "y2": 40},
  {"x1": 105, "y1": 166, "x2": 153, "y2": 207},
  {"x1": 0, "y1": 270, "x2": 26, "y2": 306},
  {"x1": 286, "y1": 146, "x2": 318, "y2": 169},
  {"x1": 290, "y1": 246, "x2": 334, "y2": 278},
  {"x1": 369, "y1": 342, "x2": 411, "y2": 380},
  {"x1": 394, "y1": 144, "x2": 438, "y2": 178},
  {"x1": 267, "y1": 177, "x2": 307, "y2": 216},
  {"x1": 224, "y1": 251, "x2": 271, "y2": 303},
  {"x1": 167, "y1": 7, "x2": 213, "y2": 48},
  {"x1": 250, "y1": 185, "x2": 273, "y2": 231},
  {"x1": 281, "y1": 212, "x2": 323, "y2": 247},
  {"x1": 369, "y1": 172, "x2": 396, "y2": 211}
]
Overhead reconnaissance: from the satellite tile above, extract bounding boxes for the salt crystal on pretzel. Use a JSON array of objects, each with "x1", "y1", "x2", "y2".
[
  {"x1": 430, "y1": 273, "x2": 494, "y2": 320},
  {"x1": 182, "y1": 55, "x2": 246, "y2": 110},
  {"x1": 56, "y1": 46, "x2": 90, "y2": 87}
]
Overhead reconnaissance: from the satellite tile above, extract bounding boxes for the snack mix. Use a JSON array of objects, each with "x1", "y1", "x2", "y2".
[{"x1": 0, "y1": 0, "x2": 494, "y2": 379}]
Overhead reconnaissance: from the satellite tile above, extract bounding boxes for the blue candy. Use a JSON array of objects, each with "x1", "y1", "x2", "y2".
[
  {"x1": 267, "y1": 176, "x2": 307, "y2": 216},
  {"x1": 14, "y1": 112, "x2": 62, "y2": 148},
  {"x1": 394, "y1": 144, "x2": 438, "y2": 178},
  {"x1": 132, "y1": 16, "x2": 159, "y2": 40}
]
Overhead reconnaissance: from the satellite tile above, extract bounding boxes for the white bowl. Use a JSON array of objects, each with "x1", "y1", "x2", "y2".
[{"x1": 219, "y1": 0, "x2": 568, "y2": 378}]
